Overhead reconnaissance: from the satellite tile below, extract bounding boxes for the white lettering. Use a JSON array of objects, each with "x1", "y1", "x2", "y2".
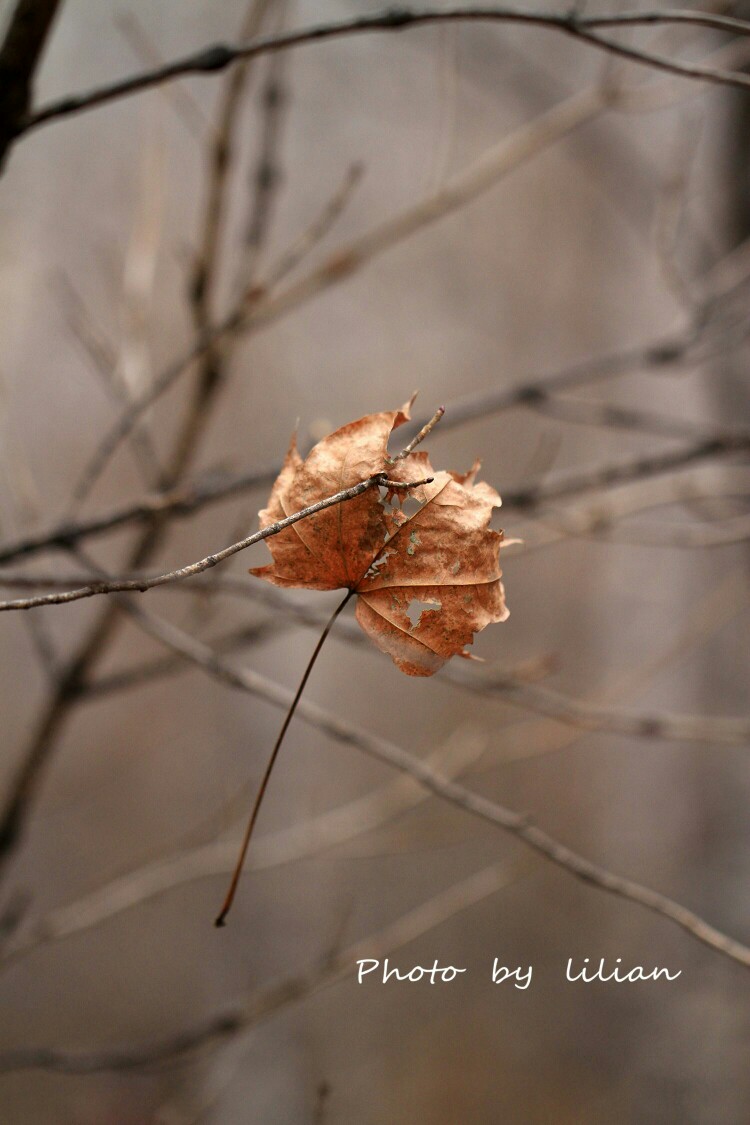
[
  {"x1": 491, "y1": 959, "x2": 533, "y2": 989},
  {"x1": 357, "y1": 957, "x2": 466, "y2": 983},
  {"x1": 566, "y1": 957, "x2": 681, "y2": 983},
  {"x1": 357, "y1": 959, "x2": 380, "y2": 983}
]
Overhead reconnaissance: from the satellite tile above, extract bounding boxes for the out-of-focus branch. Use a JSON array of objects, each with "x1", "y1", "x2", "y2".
[
  {"x1": 19, "y1": 6, "x2": 750, "y2": 143},
  {"x1": 69, "y1": 80, "x2": 609, "y2": 496},
  {"x1": 0, "y1": 856, "x2": 528, "y2": 1074},
  {"x1": 463, "y1": 672, "x2": 750, "y2": 748},
  {"x1": 82, "y1": 618, "x2": 281, "y2": 696},
  {"x1": 525, "y1": 503, "x2": 750, "y2": 550},
  {"x1": 71, "y1": 0, "x2": 275, "y2": 509},
  {"x1": 0, "y1": 306, "x2": 706, "y2": 571},
  {"x1": 1, "y1": 729, "x2": 487, "y2": 966},
  {"x1": 505, "y1": 428, "x2": 750, "y2": 511},
  {"x1": 0, "y1": 463, "x2": 276, "y2": 566},
  {"x1": 57, "y1": 274, "x2": 163, "y2": 490},
  {"x1": 108, "y1": 600, "x2": 750, "y2": 968},
  {"x1": 62, "y1": 576, "x2": 750, "y2": 751},
  {"x1": 527, "y1": 393, "x2": 720, "y2": 442},
  {"x1": 8, "y1": 417, "x2": 750, "y2": 609},
  {"x1": 512, "y1": 466, "x2": 750, "y2": 550},
  {"x1": 264, "y1": 162, "x2": 364, "y2": 287},
  {"x1": 0, "y1": 7, "x2": 284, "y2": 884},
  {"x1": 239, "y1": 41, "x2": 287, "y2": 288},
  {"x1": 0, "y1": 0, "x2": 63, "y2": 170},
  {"x1": 115, "y1": 11, "x2": 208, "y2": 138}
]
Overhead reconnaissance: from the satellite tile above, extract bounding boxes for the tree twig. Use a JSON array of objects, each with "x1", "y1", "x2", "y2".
[
  {"x1": 0, "y1": 472, "x2": 429, "y2": 611},
  {"x1": 505, "y1": 429, "x2": 750, "y2": 511},
  {"x1": 111, "y1": 600, "x2": 750, "y2": 968},
  {"x1": 0, "y1": 312, "x2": 707, "y2": 570},
  {"x1": 20, "y1": 6, "x2": 750, "y2": 143},
  {"x1": 0, "y1": 856, "x2": 528, "y2": 1074},
  {"x1": 0, "y1": 729, "x2": 487, "y2": 967}
]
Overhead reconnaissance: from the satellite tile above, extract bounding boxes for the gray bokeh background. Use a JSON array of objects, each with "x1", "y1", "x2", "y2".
[{"x1": 0, "y1": 1, "x2": 749, "y2": 1121}]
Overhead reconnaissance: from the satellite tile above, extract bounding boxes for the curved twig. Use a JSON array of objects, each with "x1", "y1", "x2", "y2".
[
  {"x1": 0, "y1": 473, "x2": 430, "y2": 611},
  {"x1": 20, "y1": 7, "x2": 750, "y2": 141}
]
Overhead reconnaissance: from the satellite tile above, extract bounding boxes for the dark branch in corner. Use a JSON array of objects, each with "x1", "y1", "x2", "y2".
[{"x1": 0, "y1": 0, "x2": 64, "y2": 169}]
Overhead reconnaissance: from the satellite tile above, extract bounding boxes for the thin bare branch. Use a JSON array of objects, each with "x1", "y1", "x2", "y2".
[
  {"x1": 527, "y1": 504, "x2": 750, "y2": 550},
  {"x1": 512, "y1": 466, "x2": 750, "y2": 549},
  {"x1": 264, "y1": 162, "x2": 365, "y2": 287},
  {"x1": 505, "y1": 429, "x2": 750, "y2": 511},
  {"x1": 115, "y1": 12, "x2": 209, "y2": 139},
  {"x1": 1, "y1": 728, "x2": 487, "y2": 968},
  {"x1": 0, "y1": 464, "x2": 276, "y2": 566},
  {"x1": 462, "y1": 672, "x2": 750, "y2": 748},
  {"x1": 70, "y1": 80, "x2": 607, "y2": 496},
  {"x1": 0, "y1": 310, "x2": 724, "y2": 570},
  {"x1": 20, "y1": 7, "x2": 750, "y2": 143},
  {"x1": 527, "y1": 393, "x2": 717, "y2": 443},
  {"x1": 239, "y1": 32, "x2": 289, "y2": 288},
  {"x1": 387, "y1": 405, "x2": 445, "y2": 464},
  {"x1": 0, "y1": 471, "x2": 425, "y2": 611},
  {"x1": 0, "y1": 856, "x2": 528, "y2": 1074},
  {"x1": 112, "y1": 601, "x2": 750, "y2": 968},
  {"x1": 81, "y1": 618, "x2": 282, "y2": 697},
  {"x1": 84, "y1": 576, "x2": 750, "y2": 751},
  {"x1": 57, "y1": 274, "x2": 163, "y2": 489}
]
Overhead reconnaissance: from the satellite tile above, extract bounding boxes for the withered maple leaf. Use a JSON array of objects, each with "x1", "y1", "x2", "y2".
[{"x1": 250, "y1": 398, "x2": 509, "y2": 676}]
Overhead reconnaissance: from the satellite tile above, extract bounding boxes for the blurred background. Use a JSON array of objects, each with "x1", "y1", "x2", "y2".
[{"x1": 0, "y1": 0, "x2": 749, "y2": 1121}]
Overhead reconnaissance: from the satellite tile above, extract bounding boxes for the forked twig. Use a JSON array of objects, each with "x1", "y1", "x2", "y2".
[{"x1": 387, "y1": 405, "x2": 445, "y2": 464}]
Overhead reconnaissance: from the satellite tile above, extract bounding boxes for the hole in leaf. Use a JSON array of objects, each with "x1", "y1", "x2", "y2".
[
  {"x1": 406, "y1": 598, "x2": 441, "y2": 628},
  {"x1": 365, "y1": 547, "x2": 395, "y2": 579}
]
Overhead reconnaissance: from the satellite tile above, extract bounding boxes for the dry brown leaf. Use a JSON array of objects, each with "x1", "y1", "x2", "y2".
[{"x1": 250, "y1": 398, "x2": 509, "y2": 676}]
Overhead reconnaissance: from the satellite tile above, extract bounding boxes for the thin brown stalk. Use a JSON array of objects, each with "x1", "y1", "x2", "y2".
[{"x1": 215, "y1": 589, "x2": 354, "y2": 926}]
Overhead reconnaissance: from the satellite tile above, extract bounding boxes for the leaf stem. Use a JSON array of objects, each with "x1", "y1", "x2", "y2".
[{"x1": 215, "y1": 588, "x2": 354, "y2": 926}]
